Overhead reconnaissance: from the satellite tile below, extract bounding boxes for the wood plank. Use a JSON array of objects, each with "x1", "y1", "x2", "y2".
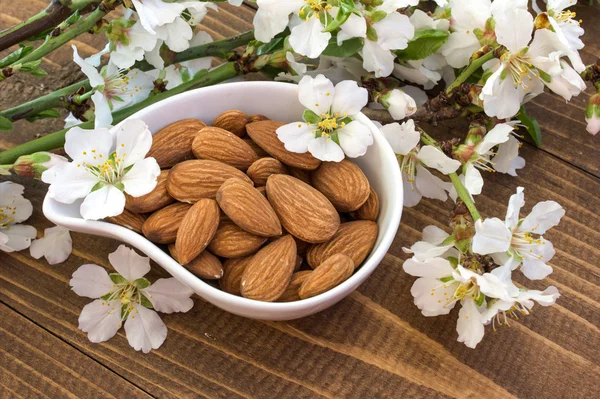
[{"x1": 0, "y1": 303, "x2": 151, "y2": 399}]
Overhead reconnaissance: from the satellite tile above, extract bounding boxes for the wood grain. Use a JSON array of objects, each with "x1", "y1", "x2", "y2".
[{"x1": 1, "y1": 1, "x2": 599, "y2": 399}]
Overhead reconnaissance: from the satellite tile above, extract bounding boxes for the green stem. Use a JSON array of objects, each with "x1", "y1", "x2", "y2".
[
  {"x1": 1, "y1": 30, "x2": 253, "y2": 122},
  {"x1": 0, "y1": 62, "x2": 241, "y2": 164},
  {"x1": 13, "y1": 2, "x2": 111, "y2": 67},
  {"x1": 449, "y1": 173, "x2": 481, "y2": 221},
  {"x1": 446, "y1": 50, "x2": 496, "y2": 93}
]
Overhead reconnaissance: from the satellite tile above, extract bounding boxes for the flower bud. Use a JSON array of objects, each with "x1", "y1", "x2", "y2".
[
  {"x1": 381, "y1": 89, "x2": 417, "y2": 120},
  {"x1": 585, "y1": 93, "x2": 600, "y2": 135},
  {"x1": 12, "y1": 152, "x2": 68, "y2": 180}
]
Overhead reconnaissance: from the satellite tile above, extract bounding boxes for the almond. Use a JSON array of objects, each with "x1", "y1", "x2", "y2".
[
  {"x1": 216, "y1": 178, "x2": 282, "y2": 237},
  {"x1": 277, "y1": 270, "x2": 312, "y2": 302},
  {"x1": 311, "y1": 160, "x2": 370, "y2": 212},
  {"x1": 175, "y1": 199, "x2": 220, "y2": 264},
  {"x1": 167, "y1": 160, "x2": 253, "y2": 203},
  {"x1": 266, "y1": 175, "x2": 339, "y2": 244},
  {"x1": 246, "y1": 157, "x2": 288, "y2": 186},
  {"x1": 169, "y1": 245, "x2": 223, "y2": 280},
  {"x1": 246, "y1": 120, "x2": 321, "y2": 170},
  {"x1": 256, "y1": 186, "x2": 267, "y2": 197},
  {"x1": 354, "y1": 187, "x2": 380, "y2": 221},
  {"x1": 248, "y1": 114, "x2": 269, "y2": 123},
  {"x1": 306, "y1": 221, "x2": 378, "y2": 269},
  {"x1": 208, "y1": 219, "x2": 267, "y2": 258},
  {"x1": 192, "y1": 126, "x2": 259, "y2": 170},
  {"x1": 220, "y1": 256, "x2": 252, "y2": 295},
  {"x1": 211, "y1": 110, "x2": 249, "y2": 137},
  {"x1": 147, "y1": 119, "x2": 206, "y2": 168},
  {"x1": 288, "y1": 167, "x2": 311, "y2": 185},
  {"x1": 299, "y1": 254, "x2": 354, "y2": 299},
  {"x1": 105, "y1": 209, "x2": 146, "y2": 234},
  {"x1": 125, "y1": 170, "x2": 174, "y2": 213},
  {"x1": 243, "y1": 138, "x2": 270, "y2": 158},
  {"x1": 240, "y1": 235, "x2": 296, "y2": 301},
  {"x1": 142, "y1": 202, "x2": 191, "y2": 244}
]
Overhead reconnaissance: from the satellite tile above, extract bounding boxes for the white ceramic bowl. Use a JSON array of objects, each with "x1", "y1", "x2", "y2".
[{"x1": 43, "y1": 81, "x2": 403, "y2": 320}]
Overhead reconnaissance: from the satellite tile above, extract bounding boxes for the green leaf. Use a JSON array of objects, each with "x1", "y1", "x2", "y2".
[
  {"x1": 517, "y1": 106, "x2": 542, "y2": 147},
  {"x1": 475, "y1": 292, "x2": 486, "y2": 307},
  {"x1": 322, "y1": 37, "x2": 363, "y2": 58},
  {"x1": 370, "y1": 10, "x2": 387, "y2": 23},
  {"x1": 0, "y1": 115, "x2": 13, "y2": 131},
  {"x1": 24, "y1": 109, "x2": 61, "y2": 123},
  {"x1": 133, "y1": 277, "x2": 151, "y2": 289},
  {"x1": 114, "y1": 181, "x2": 125, "y2": 191},
  {"x1": 395, "y1": 29, "x2": 449, "y2": 61},
  {"x1": 257, "y1": 37, "x2": 285, "y2": 56},
  {"x1": 324, "y1": 0, "x2": 355, "y2": 32},
  {"x1": 303, "y1": 109, "x2": 321, "y2": 124},
  {"x1": 140, "y1": 294, "x2": 153, "y2": 309},
  {"x1": 91, "y1": 181, "x2": 106, "y2": 192},
  {"x1": 439, "y1": 276, "x2": 454, "y2": 283},
  {"x1": 109, "y1": 273, "x2": 128, "y2": 285},
  {"x1": 180, "y1": 67, "x2": 191, "y2": 83},
  {"x1": 0, "y1": 45, "x2": 33, "y2": 68}
]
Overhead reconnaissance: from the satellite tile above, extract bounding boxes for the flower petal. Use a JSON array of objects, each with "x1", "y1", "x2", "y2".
[
  {"x1": 78, "y1": 299, "x2": 122, "y2": 343},
  {"x1": 519, "y1": 201, "x2": 565, "y2": 235},
  {"x1": 142, "y1": 278, "x2": 194, "y2": 314},
  {"x1": 360, "y1": 39, "x2": 395, "y2": 78},
  {"x1": 331, "y1": 80, "x2": 368, "y2": 117},
  {"x1": 472, "y1": 218, "x2": 512, "y2": 255},
  {"x1": 495, "y1": 9, "x2": 533, "y2": 53},
  {"x1": 422, "y1": 225, "x2": 450, "y2": 245},
  {"x1": 121, "y1": 158, "x2": 161, "y2": 197},
  {"x1": 64, "y1": 126, "x2": 113, "y2": 164},
  {"x1": 92, "y1": 91, "x2": 113, "y2": 129},
  {"x1": 43, "y1": 162, "x2": 98, "y2": 205},
  {"x1": 337, "y1": 121, "x2": 373, "y2": 158},
  {"x1": 403, "y1": 256, "x2": 455, "y2": 278},
  {"x1": 505, "y1": 186, "x2": 524, "y2": 230},
  {"x1": 417, "y1": 146, "x2": 461, "y2": 175},
  {"x1": 521, "y1": 258, "x2": 553, "y2": 280},
  {"x1": 402, "y1": 172, "x2": 422, "y2": 207},
  {"x1": 307, "y1": 136, "x2": 345, "y2": 162},
  {"x1": 72, "y1": 45, "x2": 104, "y2": 87},
  {"x1": 464, "y1": 163, "x2": 484, "y2": 197},
  {"x1": 276, "y1": 122, "x2": 315, "y2": 153},
  {"x1": 298, "y1": 74, "x2": 335, "y2": 115},
  {"x1": 380, "y1": 120, "x2": 420, "y2": 155},
  {"x1": 456, "y1": 298, "x2": 485, "y2": 349},
  {"x1": 70, "y1": 264, "x2": 114, "y2": 299},
  {"x1": 415, "y1": 164, "x2": 450, "y2": 201},
  {"x1": 478, "y1": 123, "x2": 514, "y2": 155},
  {"x1": 80, "y1": 184, "x2": 126, "y2": 220},
  {"x1": 493, "y1": 136, "x2": 525, "y2": 176},
  {"x1": 108, "y1": 244, "x2": 151, "y2": 282},
  {"x1": 114, "y1": 119, "x2": 153, "y2": 166},
  {"x1": 124, "y1": 305, "x2": 168, "y2": 353},
  {"x1": 0, "y1": 225, "x2": 37, "y2": 252},
  {"x1": 29, "y1": 226, "x2": 72, "y2": 265},
  {"x1": 373, "y1": 12, "x2": 414, "y2": 51},
  {"x1": 289, "y1": 17, "x2": 331, "y2": 59},
  {"x1": 411, "y1": 278, "x2": 458, "y2": 316}
]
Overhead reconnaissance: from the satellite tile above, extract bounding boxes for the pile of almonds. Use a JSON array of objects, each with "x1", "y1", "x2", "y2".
[{"x1": 107, "y1": 110, "x2": 380, "y2": 302}]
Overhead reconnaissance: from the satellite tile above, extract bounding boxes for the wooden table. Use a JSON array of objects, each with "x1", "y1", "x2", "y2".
[{"x1": 1, "y1": 2, "x2": 599, "y2": 398}]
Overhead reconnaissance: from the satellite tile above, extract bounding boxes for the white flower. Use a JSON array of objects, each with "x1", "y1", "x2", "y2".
[
  {"x1": 276, "y1": 75, "x2": 372, "y2": 162},
  {"x1": 132, "y1": 0, "x2": 214, "y2": 40},
  {"x1": 275, "y1": 51, "x2": 308, "y2": 82},
  {"x1": 70, "y1": 245, "x2": 194, "y2": 353},
  {"x1": 586, "y1": 94, "x2": 600, "y2": 135},
  {"x1": 480, "y1": 9, "x2": 568, "y2": 119},
  {"x1": 29, "y1": 226, "x2": 72, "y2": 265},
  {"x1": 403, "y1": 258, "x2": 511, "y2": 348},
  {"x1": 42, "y1": 120, "x2": 161, "y2": 220},
  {"x1": 393, "y1": 60, "x2": 442, "y2": 90},
  {"x1": 72, "y1": 45, "x2": 154, "y2": 128},
  {"x1": 254, "y1": 0, "x2": 331, "y2": 59},
  {"x1": 359, "y1": 11, "x2": 415, "y2": 77},
  {"x1": 0, "y1": 182, "x2": 37, "y2": 252},
  {"x1": 294, "y1": 55, "x2": 364, "y2": 85},
  {"x1": 381, "y1": 120, "x2": 458, "y2": 207},
  {"x1": 108, "y1": 20, "x2": 161, "y2": 70},
  {"x1": 541, "y1": 0, "x2": 585, "y2": 73},
  {"x1": 402, "y1": 224, "x2": 456, "y2": 262},
  {"x1": 382, "y1": 89, "x2": 417, "y2": 120},
  {"x1": 472, "y1": 187, "x2": 565, "y2": 280}
]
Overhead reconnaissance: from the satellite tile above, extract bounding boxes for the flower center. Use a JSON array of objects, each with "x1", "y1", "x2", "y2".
[
  {"x1": 491, "y1": 300, "x2": 530, "y2": 331},
  {"x1": 78, "y1": 149, "x2": 127, "y2": 185},
  {"x1": 318, "y1": 116, "x2": 338, "y2": 132},
  {"x1": 397, "y1": 152, "x2": 417, "y2": 183},
  {"x1": 553, "y1": 9, "x2": 578, "y2": 24},
  {"x1": 303, "y1": 0, "x2": 330, "y2": 13},
  {"x1": 501, "y1": 51, "x2": 535, "y2": 90},
  {"x1": 510, "y1": 230, "x2": 546, "y2": 261},
  {"x1": 103, "y1": 69, "x2": 144, "y2": 103},
  {"x1": 0, "y1": 205, "x2": 17, "y2": 229}
]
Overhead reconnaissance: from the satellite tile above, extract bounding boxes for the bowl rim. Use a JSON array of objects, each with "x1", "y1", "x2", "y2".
[{"x1": 43, "y1": 81, "x2": 403, "y2": 314}]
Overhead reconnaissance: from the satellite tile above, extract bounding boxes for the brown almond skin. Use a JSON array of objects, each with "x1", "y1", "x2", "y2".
[
  {"x1": 288, "y1": 167, "x2": 311, "y2": 185},
  {"x1": 125, "y1": 170, "x2": 174, "y2": 214},
  {"x1": 208, "y1": 220, "x2": 267, "y2": 258},
  {"x1": 243, "y1": 138, "x2": 270, "y2": 158},
  {"x1": 192, "y1": 126, "x2": 259, "y2": 170},
  {"x1": 246, "y1": 120, "x2": 321, "y2": 170},
  {"x1": 248, "y1": 114, "x2": 269, "y2": 123},
  {"x1": 142, "y1": 202, "x2": 191, "y2": 244},
  {"x1": 147, "y1": 119, "x2": 206, "y2": 168},
  {"x1": 355, "y1": 187, "x2": 380, "y2": 221},
  {"x1": 246, "y1": 157, "x2": 288, "y2": 186},
  {"x1": 105, "y1": 209, "x2": 146, "y2": 234},
  {"x1": 220, "y1": 256, "x2": 252, "y2": 295},
  {"x1": 211, "y1": 110, "x2": 249, "y2": 137},
  {"x1": 241, "y1": 235, "x2": 297, "y2": 301},
  {"x1": 299, "y1": 254, "x2": 354, "y2": 299},
  {"x1": 175, "y1": 199, "x2": 220, "y2": 264},
  {"x1": 216, "y1": 178, "x2": 282, "y2": 237},
  {"x1": 266, "y1": 175, "x2": 339, "y2": 244},
  {"x1": 256, "y1": 186, "x2": 267, "y2": 197},
  {"x1": 312, "y1": 160, "x2": 370, "y2": 212},
  {"x1": 306, "y1": 221, "x2": 378, "y2": 269},
  {"x1": 167, "y1": 160, "x2": 253, "y2": 203},
  {"x1": 277, "y1": 270, "x2": 312, "y2": 302},
  {"x1": 169, "y1": 245, "x2": 223, "y2": 280}
]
